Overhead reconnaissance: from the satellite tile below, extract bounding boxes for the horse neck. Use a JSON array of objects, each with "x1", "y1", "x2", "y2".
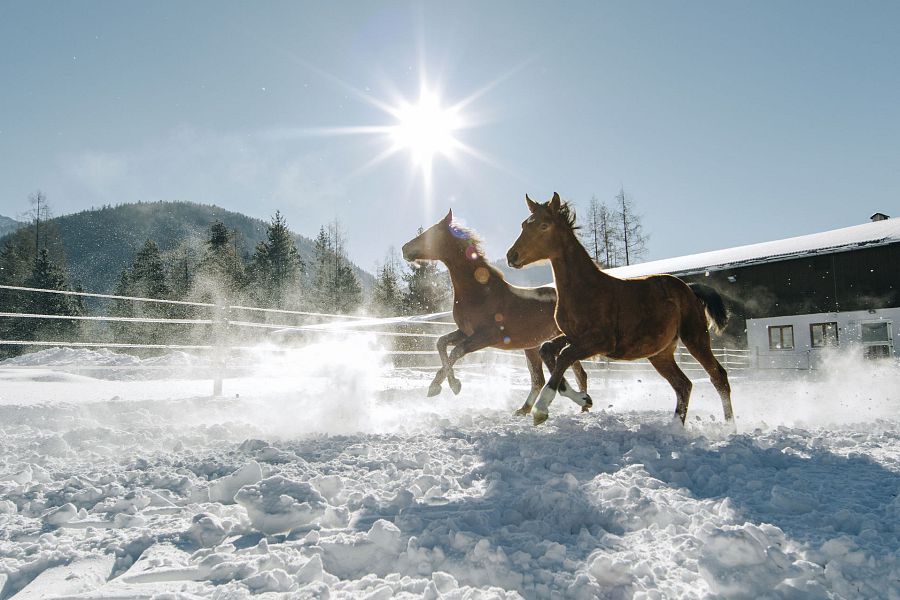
[
  {"x1": 550, "y1": 229, "x2": 616, "y2": 294},
  {"x1": 443, "y1": 245, "x2": 499, "y2": 296}
]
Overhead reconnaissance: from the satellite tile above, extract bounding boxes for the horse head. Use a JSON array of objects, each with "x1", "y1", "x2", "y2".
[
  {"x1": 401, "y1": 209, "x2": 458, "y2": 262},
  {"x1": 507, "y1": 192, "x2": 575, "y2": 268}
]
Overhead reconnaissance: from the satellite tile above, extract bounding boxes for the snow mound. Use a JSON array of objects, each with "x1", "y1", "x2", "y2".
[{"x1": 235, "y1": 475, "x2": 327, "y2": 535}]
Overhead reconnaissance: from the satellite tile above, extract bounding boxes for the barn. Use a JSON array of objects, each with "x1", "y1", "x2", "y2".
[{"x1": 608, "y1": 214, "x2": 900, "y2": 368}]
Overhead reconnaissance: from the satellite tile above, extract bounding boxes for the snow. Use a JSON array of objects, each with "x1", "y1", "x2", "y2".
[
  {"x1": 0, "y1": 344, "x2": 899, "y2": 599},
  {"x1": 608, "y1": 217, "x2": 900, "y2": 278}
]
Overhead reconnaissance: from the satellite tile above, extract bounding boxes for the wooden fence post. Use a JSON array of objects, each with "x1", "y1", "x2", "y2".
[{"x1": 213, "y1": 300, "x2": 229, "y2": 397}]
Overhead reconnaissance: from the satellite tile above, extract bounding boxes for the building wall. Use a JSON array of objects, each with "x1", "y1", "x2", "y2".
[
  {"x1": 676, "y1": 242, "x2": 900, "y2": 347},
  {"x1": 746, "y1": 307, "x2": 900, "y2": 369}
]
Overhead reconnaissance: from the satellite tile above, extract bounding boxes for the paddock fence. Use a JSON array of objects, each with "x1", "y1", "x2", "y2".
[{"x1": 0, "y1": 284, "x2": 752, "y2": 394}]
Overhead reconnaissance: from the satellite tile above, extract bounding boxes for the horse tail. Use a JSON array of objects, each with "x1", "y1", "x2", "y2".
[{"x1": 688, "y1": 282, "x2": 728, "y2": 334}]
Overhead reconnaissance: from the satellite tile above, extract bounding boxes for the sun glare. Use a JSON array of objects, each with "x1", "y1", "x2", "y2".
[{"x1": 389, "y1": 90, "x2": 461, "y2": 172}]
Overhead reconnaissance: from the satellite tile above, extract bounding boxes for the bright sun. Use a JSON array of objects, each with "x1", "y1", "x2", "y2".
[{"x1": 389, "y1": 89, "x2": 461, "y2": 172}]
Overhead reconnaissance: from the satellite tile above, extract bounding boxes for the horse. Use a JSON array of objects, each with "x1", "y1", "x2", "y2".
[
  {"x1": 506, "y1": 192, "x2": 734, "y2": 426},
  {"x1": 401, "y1": 209, "x2": 591, "y2": 414}
]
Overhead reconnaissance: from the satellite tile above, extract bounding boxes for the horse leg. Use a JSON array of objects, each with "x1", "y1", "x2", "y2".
[
  {"x1": 539, "y1": 336, "x2": 592, "y2": 413},
  {"x1": 444, "y1": 328, "x2": 504, "y2": 395},
  {"x1": 571, "y1": 360, "x2": 590, "y2": 411},
  {"x1": 647, "y1": 345, "x2": 693, "y2": 424},
  {"x1": 428, "y1": 329, "x2": 466, "y2": 397},
  {"x1": 681, "y1": 332, "x2": 734, "y2": 422},
  {"x1": 539, "y1": 335, "x2": 568, "y2": 372},
  {"x1": 515, "y1": 347, "x2": 545, "y2": 416},
  {"x1": 532, "y1": 344, "x2": 592, "y2": 425}
]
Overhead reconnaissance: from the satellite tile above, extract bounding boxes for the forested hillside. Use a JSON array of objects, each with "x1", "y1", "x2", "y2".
[{"x1": 0, "y1": 202, "x2": 373, "y2": 294}]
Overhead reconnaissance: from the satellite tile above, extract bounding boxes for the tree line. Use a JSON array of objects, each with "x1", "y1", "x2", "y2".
[{"x1": 0, "y1": 194, "x2": 452, "y2": 356}]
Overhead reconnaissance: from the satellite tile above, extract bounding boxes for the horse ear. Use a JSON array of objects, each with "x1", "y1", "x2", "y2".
[
  {"x1": 549, "y1": 192, "x2": 561, "y2": 212},
  {"x1": 525, "y1": 194, "x2": 539, "y2": 213},
  {"x1": 443, "y1": 209, "x2": 453, "y2": 224}
]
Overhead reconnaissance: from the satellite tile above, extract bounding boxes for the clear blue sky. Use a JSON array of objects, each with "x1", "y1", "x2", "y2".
[{"x1": 1, "y1": 1, "x2": 898, "y2": 272}]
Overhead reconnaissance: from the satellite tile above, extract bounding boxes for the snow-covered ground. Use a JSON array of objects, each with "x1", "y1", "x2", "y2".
[{"x1": 1, "y1": 341, "x2": 898, "y2": 599}]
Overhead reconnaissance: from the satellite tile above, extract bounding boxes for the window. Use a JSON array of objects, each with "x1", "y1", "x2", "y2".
[
  {"x1": 861, "y1": 321, "x2": 893, "y2": 360},
  {"x1": 810, "y1": 322, "x2": 838, "y2": 348},
  {"x1": 864, "y1": 345, "x2": 890, "y2": 360},
  {"x1": 768, "y1": 325, "x2": 794, "y2": 350},
  {"x1": 861, "y1": 322, "x2": 890, "y2": 343}
]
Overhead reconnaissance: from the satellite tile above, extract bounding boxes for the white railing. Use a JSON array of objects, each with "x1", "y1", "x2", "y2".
[{"x1": 0, "y1": 284, "x2": 752, "y2": 393}]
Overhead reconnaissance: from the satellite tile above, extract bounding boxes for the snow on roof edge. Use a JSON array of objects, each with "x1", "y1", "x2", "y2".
[{"x1": 607, "y1": 218, "x2": 900, "y2": 279}]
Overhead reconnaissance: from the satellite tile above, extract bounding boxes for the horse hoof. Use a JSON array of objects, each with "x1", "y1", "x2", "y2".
[
  {"x1": 533, "y1": 412, "x2": 549, "y2": 426},
  {"x1": 514, "y1": 406, "x2": 530, "y2": 417},
  {"x1": 582, "y1": 393, "x2": 593, "y2": 411},
  {"x1": 449, "y1": 378, "x2": 462, "y2": 395},
  {"x1": 581, "y1": 405, "x2": 590, "y2": 413},
  {"x1": 427, "y1": 383, "x2": 442, "y2": 397}
]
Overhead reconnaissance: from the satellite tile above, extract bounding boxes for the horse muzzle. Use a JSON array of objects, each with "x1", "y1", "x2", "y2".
[
  {"x1": 506, "y1": 249, "x2": 523, "y2": 269},
  {"x1": 401, "y1": 242, "x2": 418, "y2": 262}
]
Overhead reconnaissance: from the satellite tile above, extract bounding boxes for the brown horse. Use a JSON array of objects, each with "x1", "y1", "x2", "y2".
[
  {"x1": 402, "y1": 209, "x2": 591, "y2": 413},
  {"x1": 506, "y1": 192, "x2": 734, "y2": 426}
]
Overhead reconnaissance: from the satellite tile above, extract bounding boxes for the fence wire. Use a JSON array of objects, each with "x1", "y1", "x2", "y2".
[{"x1": 0, "y1": 284, "x2": 752, "y2": 391}]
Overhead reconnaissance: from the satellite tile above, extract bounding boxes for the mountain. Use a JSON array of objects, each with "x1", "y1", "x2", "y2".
[
  {"x1": 0, "y1": 201, "x2": 374, "y2": 295},
  {"x1": 0, "y1": 215, "x2": 24, "y2": 238}
]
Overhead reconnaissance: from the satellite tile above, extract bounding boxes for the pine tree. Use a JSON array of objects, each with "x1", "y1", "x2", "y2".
[
  {"x1": 0, "y1": 235, "x2": 31, "y2": 312},
  {"x1": 310, "y1": 220, "x2": 362, "y2": 314},
  {"x1": 311, "y1": 226, "x2": 332, "y2": 310},
  {"x1": 370, "y1": 249, "x2": 404, "y2": 316},
  {"x1": 333, "y1": 262, "x2": 362, "y2": 314},
  {"x1": 0, "y1": 200, "x2": 79, "y2": 355},
  {"x1": 22, "y1": 249, "x2": 82, "y2": 342},
  {"x1": 250, "y1": 211, "x2": 303, "y2": 308},
  {"x1": 109, "y1": 269, "x2": 134, "y2": 341},
  {"x1": 131, "y1": 240, "x2": 171, "y2": 301},
  {"x1": 194, "y1": 220, "x2": 247, "y2": 303},
  {"x1": 109, "y1": 240, "x2": 173, "y2": 345}
]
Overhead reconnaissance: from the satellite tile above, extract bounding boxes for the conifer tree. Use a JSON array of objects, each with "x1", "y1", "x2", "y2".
[
  {"x1": 195, "y1": 220, "x2": 247, "y2": 303},
  {"x1": 22, "y1": 249, "x2": 82, "y2": 342},
  {"x1": 0, "y1": 201, "x2": 79, "y2": 355},
  {"x1": 250, "y1": 211, "x2": 303, "y2": 308},
  {"x1": 109, "y1": 240, "x2": 172, "y2": 345},
  {"x1": 131, "y1": 240, "x2": 171, "y2": 301},
  {"x1": 370, "y1": 249, "x2": 404, "y2": 316},
  {"x1": 310, "y1": 220, "x2": 362, "y2": 314},
  {"x1": 333, "y1": 262, "x2": 362, "y2": 314},
  {"x1": 0, "y1": 236, "x2": 31, "y2": 335}
]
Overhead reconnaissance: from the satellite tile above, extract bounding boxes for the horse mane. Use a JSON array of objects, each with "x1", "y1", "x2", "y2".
[
  {"x1": 449, "y1": 223, "x2": 486, "y2": 255},
  {"x1": 449, "y1": 222, "x2": 508, "y2": 280},
  {"x1": 557, "y1": 200, "x2": 580, "y2": 231}
]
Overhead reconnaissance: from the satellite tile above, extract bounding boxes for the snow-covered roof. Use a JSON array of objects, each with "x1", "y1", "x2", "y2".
[{"x1": 607, "y1": 218, "x2": 900, "y2": 279}]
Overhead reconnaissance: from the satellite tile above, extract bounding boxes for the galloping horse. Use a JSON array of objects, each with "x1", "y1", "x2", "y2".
[
  {"x1": 402, "y1": 209, "x2": 590, "y2": 414},
  {"x1": 506, "y1": 193, "x2": 734, "y2": 426}
]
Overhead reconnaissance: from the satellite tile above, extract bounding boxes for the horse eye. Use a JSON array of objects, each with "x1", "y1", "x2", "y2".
[{"x1": 540, "y1": 223, "x2": 550, "y2": 231}]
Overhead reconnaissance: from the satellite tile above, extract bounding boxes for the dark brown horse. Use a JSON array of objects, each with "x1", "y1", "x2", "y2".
[
  {"x1": 402, "y1": 209, "x2": 591, "y2": 413},
  {"x1": 506, "y1": 193, "x2": 734, "y2": 426}
]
